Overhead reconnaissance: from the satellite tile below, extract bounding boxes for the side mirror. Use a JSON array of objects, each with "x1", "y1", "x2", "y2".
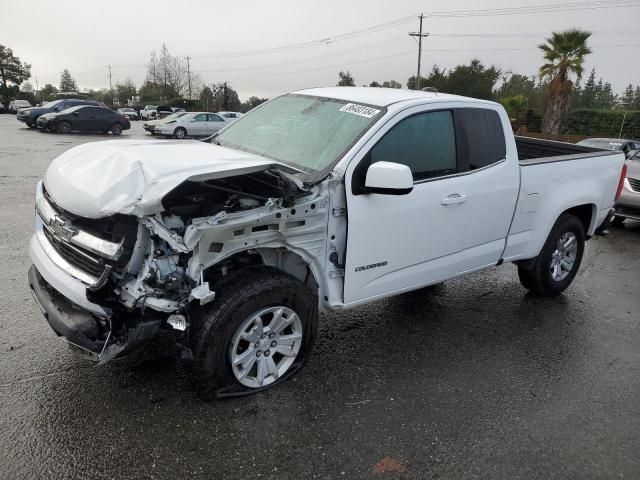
[{"x1": 364, "y1": 161, "x2": 413, "y2": 195}]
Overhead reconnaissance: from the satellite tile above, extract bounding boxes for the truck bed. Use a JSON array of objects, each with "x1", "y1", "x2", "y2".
[{"x1": 515, "y1": 136, "x2": 618, "y2": 165}]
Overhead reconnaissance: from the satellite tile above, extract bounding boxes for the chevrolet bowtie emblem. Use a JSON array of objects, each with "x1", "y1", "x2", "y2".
[{"x1": 50, "y1": 216, "x2": 77, "y2": 241}]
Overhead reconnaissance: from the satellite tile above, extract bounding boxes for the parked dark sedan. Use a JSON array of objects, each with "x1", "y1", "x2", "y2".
[
  {"x1": 37, "y1": 106, "x2": 130, "y2": 135},
  {"x1": 17, "y1": 98, "x2": 104, "y2": 128}
]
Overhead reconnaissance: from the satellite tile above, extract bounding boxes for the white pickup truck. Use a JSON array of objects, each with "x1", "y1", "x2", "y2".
[{"x1": 28, "y1": 87, "x2": 626, "y2": 398}]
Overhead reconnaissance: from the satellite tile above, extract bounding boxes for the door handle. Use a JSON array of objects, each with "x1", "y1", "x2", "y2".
[{"x1": 441, "y1": 193, "x2": 468, "y2": 205}]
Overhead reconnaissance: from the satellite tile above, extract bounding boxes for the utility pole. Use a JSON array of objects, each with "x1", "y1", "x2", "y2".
[
  {"x1": 185, "y1": 55, "x2": 192, "y2": 99},
  {"x1": 107, "y1": 65, "x2": 113, "y2": 105},
  {"x1": 35, "y1": 76, "x2": 39, "y2": 103},
  {"x1": 409, "y1": 13, "x2": 428, "y2": 90}
]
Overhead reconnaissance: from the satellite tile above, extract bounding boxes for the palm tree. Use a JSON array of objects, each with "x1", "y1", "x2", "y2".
[{"x1": 538, "y1": 29, "x2": 592, "y2": 134}]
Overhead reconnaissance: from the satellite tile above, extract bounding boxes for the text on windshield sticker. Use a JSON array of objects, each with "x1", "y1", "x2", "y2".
[{"x1": 339, "y1": 103, "x2": 381, "y2": 118}]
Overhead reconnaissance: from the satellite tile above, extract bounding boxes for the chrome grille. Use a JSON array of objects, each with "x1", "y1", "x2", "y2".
[
  {"x1": 628, "y1": 177, "x2": 640, "y2": 192},
  {"x1": 43, "y1": 225, "x2": 107, "y2": 278}
]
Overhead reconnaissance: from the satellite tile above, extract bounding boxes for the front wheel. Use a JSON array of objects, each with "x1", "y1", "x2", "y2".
[
  {"x1": 110, "y1": 123, "x2": 123, "y2": 135},
  {"x1": 174, "y1": 127, "x2": 187, "y2": 139},
  {"x1": 191, "y1": 267, "x2": 318, "y2": 400},
  {"x1": 59, "y1": 121, "x2": 71, "y2": 134},
  {"x1": 517, "y1": 214, "x2": 585, "y2": 296}
]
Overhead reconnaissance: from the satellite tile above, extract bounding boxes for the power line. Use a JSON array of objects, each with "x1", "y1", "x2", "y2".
[
  {"x1": 425, "y1": 0, "x2": 640, "y2": 18},
  {"x1": 188, "y1": 15, "x2": 417, "y2": 58}
]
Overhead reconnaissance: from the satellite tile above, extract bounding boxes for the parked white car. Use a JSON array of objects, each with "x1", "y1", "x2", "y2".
[
  {"x1": 8, "y1": 99, "x2": 31, "y2": 113},
  {"x1": 143, "y1": 112, "x2": 188, "y2": 134},
  {"x1": 28, "y1": 87, "x2": 626, "y2": 399},
  {"x1": 140, "y1": 105, "x2": 157, "y2": 120},
  {"x1": 155, "y1": 112, "x2": 228, "y2": 138}
]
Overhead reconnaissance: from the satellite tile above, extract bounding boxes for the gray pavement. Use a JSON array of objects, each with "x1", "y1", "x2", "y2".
[{"x1": 0, "y1": 114, "x2": 638, "y2": 479}]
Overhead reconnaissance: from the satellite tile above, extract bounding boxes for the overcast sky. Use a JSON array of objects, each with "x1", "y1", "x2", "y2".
[{"x1": 3, "y1": 0, "x2": 639, "y2": 100}]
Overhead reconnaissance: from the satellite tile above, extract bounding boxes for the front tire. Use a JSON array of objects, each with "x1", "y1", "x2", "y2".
[
  {"x1": 59, "y1": 121, "x2": 71, "y2": 134},
  {"x1": 174, "y1": 127, "x2": 187, "y2": 139},
  {"x1": 517, "y1": 214, "x2": 585, "y2": 296},
  {"x1": 191, "y1": 267, "x2": 318, "y2": 400}
]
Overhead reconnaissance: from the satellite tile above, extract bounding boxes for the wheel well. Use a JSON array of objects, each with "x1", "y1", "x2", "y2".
[
  {"x1": 201, "y1": 248, "x2": 319, "y2": 291},
  {"x1": 562, "y1": 204, "x2": 595, "y2": 234}
]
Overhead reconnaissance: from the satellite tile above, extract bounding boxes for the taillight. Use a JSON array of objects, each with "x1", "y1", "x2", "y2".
[{"x1": 615, "y1": 164, "x2": 627, "y2": 201}]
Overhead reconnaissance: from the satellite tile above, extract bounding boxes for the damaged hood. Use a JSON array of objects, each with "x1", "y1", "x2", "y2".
[{"x1": 44, "y1": 139, "x2": 302, "y2": 218}]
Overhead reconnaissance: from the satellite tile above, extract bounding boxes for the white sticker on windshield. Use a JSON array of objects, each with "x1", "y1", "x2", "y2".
[{"x1": 339, "y1": 103, "x2": 381, "y2": 119}]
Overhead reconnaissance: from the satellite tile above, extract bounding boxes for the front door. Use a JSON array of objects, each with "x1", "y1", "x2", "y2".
[{"x1": 344, "y1": 108, "x2": 472, "y2": 304}]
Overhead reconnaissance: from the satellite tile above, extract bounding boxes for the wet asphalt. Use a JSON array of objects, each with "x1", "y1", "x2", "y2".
[{"x1": 0, "y1": 114, "x2": 638, "y2": 480}]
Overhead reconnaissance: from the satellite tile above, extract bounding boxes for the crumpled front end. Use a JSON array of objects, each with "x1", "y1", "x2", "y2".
[{"x1": 29, "y1": 167, "x2": 331, "y2": 363}]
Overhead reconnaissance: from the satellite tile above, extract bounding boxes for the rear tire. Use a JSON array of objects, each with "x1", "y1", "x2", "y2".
[
  {"x1": 190, "y1": 266, "x2": 318, "y2": 400},
  {"x1": 517, "y1": 214, "x2": 585, "y2": 297},
  {"x1": 174, "y1": 127, "x2": 187, "y2": 139}
]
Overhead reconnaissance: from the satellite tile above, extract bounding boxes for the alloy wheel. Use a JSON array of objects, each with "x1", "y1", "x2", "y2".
[{"x1": 229, "y1": 306, "x2": 303, "y2": 388}]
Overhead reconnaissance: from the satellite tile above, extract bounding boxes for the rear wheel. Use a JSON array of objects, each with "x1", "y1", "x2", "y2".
[
  {"x1": 517, "y1": 214, "x2": 585, "y2": 296},
  {"x1": 110, "y1": 123, "x2": 123, "y2": 135},
  {"x1": 59, "y1": 121, "x2": 71, "y2": 134},
  {"x1": 174, "y1": 127, "x2": 187, "y2": 139},
  {"x1": 191, "y1": 266, "x2": 318, "y2": 400}
]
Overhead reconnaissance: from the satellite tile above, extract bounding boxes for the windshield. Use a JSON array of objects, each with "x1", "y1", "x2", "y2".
[
  {"x1": 214, "y1": 94, "x2": 384, "y2": 177},
  {"x1": 43, "y1": 100, "x2": 63, "y2": 108}
]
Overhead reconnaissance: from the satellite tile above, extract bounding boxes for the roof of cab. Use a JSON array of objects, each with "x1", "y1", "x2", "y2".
[{"x1": 293, "y1": 86, "x2": 494, "y2": 108}]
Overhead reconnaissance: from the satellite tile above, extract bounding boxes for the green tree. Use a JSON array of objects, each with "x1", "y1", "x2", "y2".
[
  {"x1": 115, "y1": 78, "x2": 137, "y2": 106},
  {"x1": 369, "y1": 81, "x2": 381, "y2": 87},
  {"x1": 446, "y1": 59, "x2": 501, "y2": 99},
  {"x1": 240, "y1": 96, "x2": 268, "y2": 112},
  {"x1": 538, "y1": 29, "x2": 592, "y2": 134},
  {"x1": 409, "y1": 61, "x2": 500, "y2": 100},
  {"x1": 0, "y1": 45, "x2": 31, "y2": 101},
  {"x1": 619, "y1": 84, "x2": 635, "y2": 109},
  {"x1": 39, "y1": 83, "x2": 58, "y2": 101},
  {"x1": 199, "y1": 86, "x2": 214, "y2": 111},
  {"x1": 59, "y1": 69, "x2": 77, "y2": 91},
  {"x1": 382, "y1": 80, "x2": 401, "y2": 88},
  {"x1": 337, "y1": 71, "x2": 355, "y2": 86}
]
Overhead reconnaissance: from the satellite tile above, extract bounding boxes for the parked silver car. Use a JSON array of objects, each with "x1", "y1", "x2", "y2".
[
  {"x1": 577, "y1": 138, "x2": 640, "y2": 158},
  {"x1": 155, "y1": 112, "x2": 227, "y2": 138},
  {"x1": 143, "y1": 112, "x2": 188, "y2": 134},
  {"x1": 613, "y1": 150, "x2": 640, "y2": 224}
]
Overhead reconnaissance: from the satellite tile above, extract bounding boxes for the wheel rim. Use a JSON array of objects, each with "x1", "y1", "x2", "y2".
[
  {"x1": 229, "y1": 306, "x2": 303, "y2": 388},
  {"x1": 176, "y1": 129, "x2": 185, "y2": 138},
  {"x1": 61, "y1": 122, "x2": 70, "y2": 133},
  {"x1": 112, "y1": 124, "x2": 122, "y2": 134},
  {"x1": 550, "y1": 232, "x2": 578, "y2": 281}
]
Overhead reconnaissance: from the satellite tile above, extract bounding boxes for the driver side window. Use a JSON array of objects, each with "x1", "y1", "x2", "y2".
[{"x1": 370, "y1": 110, "x2": 456, "y2": 181}]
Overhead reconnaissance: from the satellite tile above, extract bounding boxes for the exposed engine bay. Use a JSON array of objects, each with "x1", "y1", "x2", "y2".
[{"x1": 32, "y1": 167, "x2": 340, "y2": 362}]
